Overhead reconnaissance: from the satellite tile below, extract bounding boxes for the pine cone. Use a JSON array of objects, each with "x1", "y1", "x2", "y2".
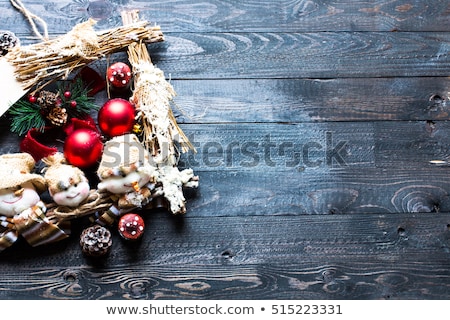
[
  {"x1": 80, "y1": 225, "x2": 112, "y2": 257},
  {"x1": 0, "y1": 30, "x2": 19, "y2": 56},
  {"x1": 47, "y1": 105, "x2": 68, "y2": 126},
  {"x1": 37, "y1": 91, "x2": 68, "y2": 126},
  {"x1": 37, "y1": 91, "x2": 58, "y2": 109}
]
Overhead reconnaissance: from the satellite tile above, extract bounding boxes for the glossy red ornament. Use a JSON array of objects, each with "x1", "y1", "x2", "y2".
[
  {"x1": 64, "y1": 128, "x2": 103, "y2": 168},
  {"x1": 28, "y1": 95, "x2": 37, "y2": 103},
  {"x1": 97, "y1": 98, "x2": 135, "y2": 137},
  {"x1": 118, "y1": 213, "x2": 145, "y2": 241},
  {"x1": 107, "y1": 62, "x2": 132, "y2": 88}
]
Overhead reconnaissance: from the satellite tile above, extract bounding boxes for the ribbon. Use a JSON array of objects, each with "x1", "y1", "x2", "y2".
[
  {"x1": 20, "y1": 127, "x2": 59, "y2": 162},
  {"x1": 20, "y1": 116, "x2": 99, "y2": 162},
  {"x1": 92, "y1": 187, "x2": 162, "y2": 227},
  {"x1": 63, "y1": 115, "x2": 98, "y2": 136},
  {"x1": 76, "y1": 66, "x2": 105, "y2": 97},
  {"x1": 0, "y1": 201, "x2": 69, "y2": 251},
  {"x1": 0, "y1": 216, "x2": 18, "y2": 251}
]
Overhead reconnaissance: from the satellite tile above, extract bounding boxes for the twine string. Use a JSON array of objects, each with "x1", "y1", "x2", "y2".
[{"x1": 10, "y1": 0, "x2": 49, "y2": 41}]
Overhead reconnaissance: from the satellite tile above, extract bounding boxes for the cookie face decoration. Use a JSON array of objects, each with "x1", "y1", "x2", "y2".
[
  {"x1": 43, "y1": 152, "x2": 91, "y2": 207},
  {"x1": 0, "y1": 153, "x2": 70, "y2": 251},
  {"x1": 0, "y1": 153, "x2": 46, "y2": 217},
  {"x1": 49, "y1": 171, "x2": 90, "y2": 207},
  {"x1": 97, "y1": 133, "x2": 158, "y2": 195},
  {"x1": 0, "y1": 181, "x2": 41, "y2": 217},
  {"x1": 97, "y1": 170, "x2": 152, "y2": 195}
]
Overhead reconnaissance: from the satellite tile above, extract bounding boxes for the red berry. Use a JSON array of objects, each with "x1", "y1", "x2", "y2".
[
  {"x1": 28, "y1": 95, "x2": 37, "y2": 103},
  {"x1": 118, "y1": 213, "x2": 145, "y2": 241},
  {"x1": 64, "y1": 91, "x2": 72, "y2": 98},
  {"x1": 70, "y1": 100, "x2": 77, "y2": 108},
  {"x1": 55, "y1": 97, "x2": 63, "y2": 107}
]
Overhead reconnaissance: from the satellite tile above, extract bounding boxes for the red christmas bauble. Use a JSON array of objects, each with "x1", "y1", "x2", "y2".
[
  {"x1": 64, "y1": 128, "x2": 103, "y2": 168},
  {"x1": 98, "y1": 98, "x2": 135, "y2": 137},
  {"x1": 107, "y1": 62, "x2": 132, "y2": 88},
  {"x1": 118, "y1": 213, "x2": 145, "y2": 241}
]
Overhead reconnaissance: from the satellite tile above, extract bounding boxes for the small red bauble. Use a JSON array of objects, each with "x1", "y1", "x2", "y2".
[
  {"x1": 98, "y1": 98, "x2": 135, "y2": 137},
  {"x1": 107, "y1": 62, "x2": 132, "y2": 88},
  {"x1": 64, "y1": 128, "x2": 103, "y2": 168},
  {"x1": 28, "y1": 95, "x2": 37, "y2": 103},
  {"x1": 63, "y1": 91, "x2": 72, "y2": 98},
  {"x1": 118, "y1": 213, "x2": 145, "y2": 241}
]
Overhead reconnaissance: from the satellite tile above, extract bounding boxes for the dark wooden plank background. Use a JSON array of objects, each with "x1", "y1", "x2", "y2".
[{"x1": 0, "y1": 0, "x2": 449, "y2": 300}]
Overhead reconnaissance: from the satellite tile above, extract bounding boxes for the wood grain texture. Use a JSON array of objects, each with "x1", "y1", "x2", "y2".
[
  {"x1": 0, "y1": 262, "x2": 448, "y2": 299},
  {"x1": 170, "y1": 77, "x2": 450, "y2": 123},
  {"x1": 149, "y1": 32, "x2": 450, "y2": 79},
  {"x1": 0, "y1": 213, "x2": 448, "y2": 299},
  {"x1": 176, "y1": 121, "x2": 450, "y2": 170},
  {"x1": 0, "y1": 0, "x2": 448, "y2": 33},
  {"x1": 15, "y1": 31, "x2": 450, "y2": 79},
  {"x1": 2, "y1": 119, "x2": 450, "y2": 216},
  {"x1": 182, "y1": 168, "x2": 450, "y2": 216},
  {"x1": 0, "y1": 0, "x2": 449, "y2": 300}
]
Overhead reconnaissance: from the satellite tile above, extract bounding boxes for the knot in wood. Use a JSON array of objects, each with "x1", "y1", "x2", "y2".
[{"x1": 62, "y1": 269, "x2": 82, "y2": 283}]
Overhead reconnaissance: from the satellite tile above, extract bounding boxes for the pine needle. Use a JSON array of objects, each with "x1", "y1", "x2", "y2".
[
  {"x1": 9, "y1": 100, "x2": 46, "y2": 135},
  {"x1": 58, "y1": 78, "x2": 99, "y2": 119}
]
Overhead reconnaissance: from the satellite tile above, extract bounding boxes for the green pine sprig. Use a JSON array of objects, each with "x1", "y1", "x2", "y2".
[
  {"x1": 58, "y1": 78, "x2": 99, "y2": 119},
  {"x1": 9, "y1": 78, "x2": 99, "y2": 136},
  {"x1": 9, "y1": 100, "x2": 46, "y2": 136}
]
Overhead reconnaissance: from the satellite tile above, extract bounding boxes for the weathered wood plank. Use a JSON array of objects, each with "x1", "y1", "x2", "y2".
[
  {"x1": 1, "y1": 0, "x2": 448, "y2": 33},
  {"x1": 182, "y1": 168, "x2": 450, "y2": 216},
  {"x1": 7, "y1": 32, "x2": 450, "y2": 79},
  {"x1": 152, "y1": 32, "x2": 450, "y2": 79},
  {"x1": 0, "y1": 262, "x2": 448, "y2": 299},
  {"x1": 131, "y1": 0, "x2": 450, "y2": 32},
  {"x1": 170, "y1": 77, "x2": 450, "y2": 123},
  {"x1": 1, "y1": 0, "x2": 449, "y2": 302},
  {"x1": 175, "y1": 122, "x2": 450, "y2": 170},
  {"x1": 175, "y1": 122, "x2": 450, "y2": 215},
  {"x1": 3, "y1": 76, "x2": 449, "y2": 124},
  {"x1": 0, "y1": 213, "x2": 448, "y2": 299},
  {"x1": 2, "y1": 120, "x2": 450, "y2": 215},
  {"x1": 2, "y1": 120, "x2": 450, "y2": 170},
  {"x1": 74, "y1": 32, "x2": 448, "y2": 79}
]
